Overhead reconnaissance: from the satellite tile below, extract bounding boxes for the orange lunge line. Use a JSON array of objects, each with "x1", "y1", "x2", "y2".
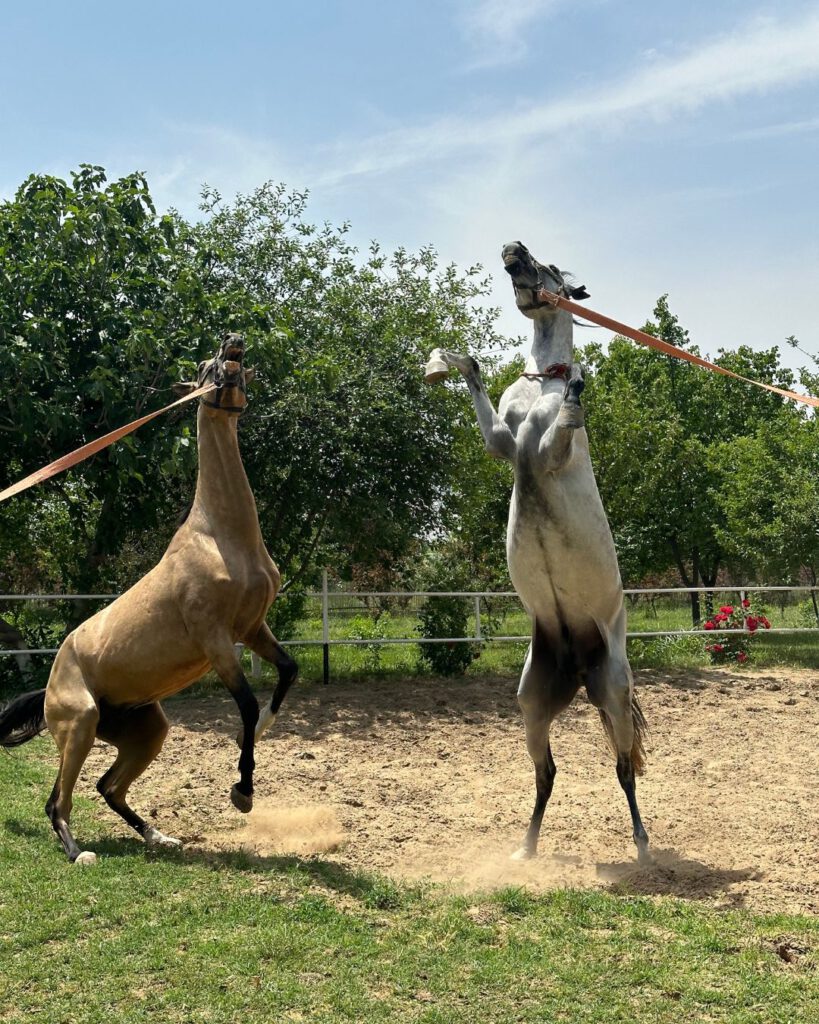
[
  {"x1": 539, "y1": 289, "x2": 819, "y2": 410},
  {"x1": 0, "y1": 383, "x2": 215, "y2": 504}
]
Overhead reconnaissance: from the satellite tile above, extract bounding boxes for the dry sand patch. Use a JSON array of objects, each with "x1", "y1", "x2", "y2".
[{"x1": 80, "y1": 666, "x2": 819, "y2": 914}]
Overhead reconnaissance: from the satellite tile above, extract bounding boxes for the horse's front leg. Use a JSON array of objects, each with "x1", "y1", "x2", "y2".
[
  {"x1": 425, "y1": 348, "x2": 516, "y2": 461},
  {"x1": 537, "y1": 363, "x2": 585, "y2": 471}
]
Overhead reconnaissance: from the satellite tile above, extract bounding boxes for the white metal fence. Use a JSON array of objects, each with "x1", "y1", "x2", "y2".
[{"x1": 1, "y1": 576, "x2": 817, "y2": 683}]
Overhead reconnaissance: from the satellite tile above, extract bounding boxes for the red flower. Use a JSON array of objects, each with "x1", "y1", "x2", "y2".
[
  {"x1": 737, "y1": 651, "x2": 748, "y2": 664},
  {"x1": 760, "y1": 616, "x2": 771, "y2": 629},
  {"x1": 712, "y1": 643, "x2": 725, "y2": 653},
  {"x1": 742, "y1": 598, "x2": 751, "y2": 608},
  {"x1": 720, "y1": 605, "x2": 734, "y2": 615},
  {"x1": 715, "y1": 613, "x2": 727, "y2": 622},
  {"x1": 745, "y1": 616, "x2": 758, "y2": 632},
  {"x1": 704, "y1": 621, "x2": 715, "y2": 630}
]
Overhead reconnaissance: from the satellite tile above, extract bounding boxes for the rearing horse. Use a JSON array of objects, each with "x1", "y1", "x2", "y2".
[
  {"x1": 0, "y1": 333, "x2": 297, "y2": 864},
  {"x1": 425, "y1": 242, "x2": 650, "y2": 862}
]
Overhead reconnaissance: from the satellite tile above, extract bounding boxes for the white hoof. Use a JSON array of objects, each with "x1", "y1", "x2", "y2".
[
  {"x1": 74, "y1": 851, "x2": 97, "y2": 867},
  {"x1": 424, "y1": 348, "x2": 449, "y2": 384},
  {"x1": 255, "y1": 707, "x2": 276, "y2": 741},
  {"x1": 510, "y1": 846, "x2": 534, "y2": 862},
  {"x1": 144, "y1": 826, "x2": 182, "y2": 848}
]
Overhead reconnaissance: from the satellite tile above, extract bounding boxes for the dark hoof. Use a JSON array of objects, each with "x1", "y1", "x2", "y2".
[
  {"x1": 637, "y1": 843, "x2": 653, "y2": 866},
  {"x1": 230, "y1": 785, "x2": 253, "y2": 814}
]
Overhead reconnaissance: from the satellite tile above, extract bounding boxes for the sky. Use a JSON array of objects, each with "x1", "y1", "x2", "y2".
[{"x1": 2, "y1": 0, "x2": 819, "y2": 375}]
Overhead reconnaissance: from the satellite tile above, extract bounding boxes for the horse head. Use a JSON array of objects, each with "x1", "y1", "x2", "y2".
[
  {"x1": 501, "y1": 241, "x2": 590, "y2": 318},
  {"x1": 173, "y1": 332, "x2": 255, "y2": 415}
]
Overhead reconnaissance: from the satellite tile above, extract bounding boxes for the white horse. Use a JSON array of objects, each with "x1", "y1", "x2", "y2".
[{"x1": 425, "y1": 241, "x2": 649, "y2": 862}]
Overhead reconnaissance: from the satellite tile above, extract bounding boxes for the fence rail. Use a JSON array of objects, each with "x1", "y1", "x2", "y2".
[{"x1": 2, "y1": 577, "x2": 817, "y2": 684}]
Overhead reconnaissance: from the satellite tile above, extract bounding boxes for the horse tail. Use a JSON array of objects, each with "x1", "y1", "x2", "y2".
[
  {"x1": 597, "y1": 695, "x2": 647, "y2": 776},
  {"x1": 629, "y1": 695, "x2": 647, "y2": 776},
  {"x1": 0, "y1": 689, "x2": 47, "y2": 748}
]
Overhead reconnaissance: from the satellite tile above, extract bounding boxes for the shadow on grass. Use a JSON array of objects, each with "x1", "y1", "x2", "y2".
[
  {"x1": 597, "y1": 846, "x2": 762, "y2": 909},
  {"x1": 7, "y1": 815, "x2": 762, "y2": 913},
  {"x1": 4, "y1": 817, "x2": 414, "y2": 908}
]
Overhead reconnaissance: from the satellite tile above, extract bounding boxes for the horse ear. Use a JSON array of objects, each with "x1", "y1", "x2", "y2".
[
  {"x1": 172, "y1": 381, "x2": 198, "y2": 398},
  {"x1": 569, "y1": 285, "x2": 590, "y2": 300}
]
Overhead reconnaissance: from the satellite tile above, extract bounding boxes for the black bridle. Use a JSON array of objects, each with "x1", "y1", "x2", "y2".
[
  {"x1": 512, "y1": 264, "x2": 570, "y2": 313},
  {"x1": 200, "y1": 360, "x2": 248, "y2": 415}
]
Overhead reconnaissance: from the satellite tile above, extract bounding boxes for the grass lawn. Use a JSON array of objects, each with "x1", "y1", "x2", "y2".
[{"x1": 1, "y1": 742, "x2": 818, "y2": 1023}]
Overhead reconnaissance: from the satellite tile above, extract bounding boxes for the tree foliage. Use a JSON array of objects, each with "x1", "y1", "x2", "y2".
[
  {"x1": 0, "y1": 170, "x2": 507, "y2": 613},
  {"x1": 1, "y1": 165, "x2": 817, "y2": 675},
  {"x1": 0, "y1": 166, "x2": 203, "y2": 602},
  {"x1": 582, "y1": 296, "x2": 816, "y2": 620}
]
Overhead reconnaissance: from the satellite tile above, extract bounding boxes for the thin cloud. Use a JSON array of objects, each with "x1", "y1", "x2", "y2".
[
  {"x1": 458, "y1": 0, "x2": 570, "y2": 68},
  {"x1": 733, "y1": 116, "x2": 819, "y2": 140},
  {"x1": 318, "y1": 10, "x2": 819, "y2": 184}
]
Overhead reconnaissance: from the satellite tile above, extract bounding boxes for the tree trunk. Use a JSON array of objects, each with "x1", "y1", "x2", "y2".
[
  {"x1": 700, "y1": 554, "x2": 721, "y2": 621},
  {"x1": 669, "y1": 537, "x2": 701, "y2": 627}
]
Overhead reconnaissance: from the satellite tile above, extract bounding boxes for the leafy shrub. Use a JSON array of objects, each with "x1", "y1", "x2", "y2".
[
  {"x1": 413, "y1": 548, "x2": 481, "y2": 676},
  {"x1": 347, "y1": 613, "x2": 391, "y2": 673},
  {"x1": 267, "y1": 588, "x2": 307, "y2": 641},
  {"x1": 417, "y1": 597, "x2": 479, "y2": 676}
]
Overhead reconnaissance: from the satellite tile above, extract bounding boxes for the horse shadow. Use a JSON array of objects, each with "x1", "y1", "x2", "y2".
[
  {"x1": 4, "y1": 817, "x2": 408, "y2": 906},
  {"x1": 169, "y1": 672, "x2": 521, "y2": 745},
  {"x1": 595, "y1": 847, "x2": 762, "y2": 908}
]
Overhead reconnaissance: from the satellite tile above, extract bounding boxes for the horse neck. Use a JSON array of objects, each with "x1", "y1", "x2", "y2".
[
  {"x1": 189, "y1": 406, "x2": 261, "y2": 542},
  {"x1": 524, "y1": 310, "x2": 574, "y2": 373}
]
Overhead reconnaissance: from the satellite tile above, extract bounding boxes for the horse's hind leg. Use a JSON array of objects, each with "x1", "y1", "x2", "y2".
[
  {"x1": 513, "y1": 626, "x2": 576, "y2": 860},
  {"x1": 44, "y1": 651, "x2": 100, "y2": 865},
  {"x1": 96, "y1": 702, "x2": 180, "y2": 847},
  {"x1": 587, "y1": 617, "x2": 650, "y2": 862}
]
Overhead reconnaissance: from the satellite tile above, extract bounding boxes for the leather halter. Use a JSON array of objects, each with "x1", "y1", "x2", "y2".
[
  {"x1": 201, "y1": 366, "x2": 247, "y2": 415},
  {"x1": 202, "y1": 392, "x2": 246, "y2": 414},
  {"x1": 520, "y1": 363, "x2": 572, "y2": 382}
]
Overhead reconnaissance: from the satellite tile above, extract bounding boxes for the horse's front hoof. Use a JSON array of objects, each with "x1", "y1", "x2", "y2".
[
  {"x1": 424, "y1": 350, "x2": 449, "y2": 384},
  {"x1": 510, "y1": 845, "x2": 535, "y2": 862},
  {"x1": 73, "y1": 851, "x2": 97, "y2": 867},
  {"x1": 231, "y1": 785, "x2": 253, "y2": 814},
  {"x1": 637, "y1": 843, "x2": 653, "y2": 866}
]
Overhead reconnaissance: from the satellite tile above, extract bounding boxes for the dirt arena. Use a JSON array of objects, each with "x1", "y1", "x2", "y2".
[{"x1": 81, "y1": 666, "x2": 819, "y2": 915}]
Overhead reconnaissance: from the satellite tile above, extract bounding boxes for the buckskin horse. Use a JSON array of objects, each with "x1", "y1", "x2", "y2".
[{"x1": 0, "y1": 334, "x2": 297, "y2": 864}]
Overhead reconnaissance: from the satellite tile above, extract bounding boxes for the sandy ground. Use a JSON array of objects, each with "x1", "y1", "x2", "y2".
[{"x1": 78, "y1": 666, "x2": 819, "y2": 915}]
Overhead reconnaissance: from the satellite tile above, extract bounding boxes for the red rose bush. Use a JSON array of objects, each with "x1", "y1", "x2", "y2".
[{"x1": 703, "y1": 598, "x2": 771, "y2": 665}]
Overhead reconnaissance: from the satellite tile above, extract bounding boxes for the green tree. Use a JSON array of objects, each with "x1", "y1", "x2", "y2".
[
  {"x1": 432, "y1": 356, "x2": 520, "y2": 589},
  {"x1": 715, "y1": 414, "x2": 819, "y2": 596},
  {"x1": 0, "y1": 170, "x2": 509, "y2": 675},
  {"x1": 582, "y1": 296, "x2": 801, "y2": 624},
  {"x1": 181, "y1": 183, "x2": 507, "y2": 596}
]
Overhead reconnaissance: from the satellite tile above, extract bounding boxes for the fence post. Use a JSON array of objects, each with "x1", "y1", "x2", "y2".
[
  {"x1": 251, "y1": 651, "x2": 262, "y2": 680},
  {"x1": 474, "y1": 595, "x2": 482, "y2": 641},
  {"x1": 322, "y1": 568, "x2": 330, "y2": 686},
  {"x1": 740, "y1": 589, "x2": 746, "y2": 631}
]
